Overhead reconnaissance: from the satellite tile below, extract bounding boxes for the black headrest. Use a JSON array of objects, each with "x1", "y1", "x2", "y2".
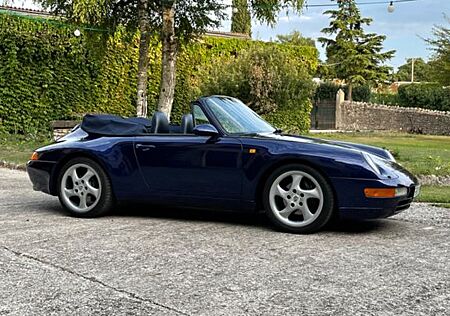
[
  {"x1": 181, "y1": 114, "x2": 194, "y2": 134},
  {"x1": 150, "y1": 111, "x2": 170, "y2": 133}
]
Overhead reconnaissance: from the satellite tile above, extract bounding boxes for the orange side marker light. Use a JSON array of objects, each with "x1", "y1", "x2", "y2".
[
  {"x1": 364, "y1": 188, "x2": 396, "y2": 198},
  {"x1": 30, "y1": 152, "x2": 39, "y2": 161}
]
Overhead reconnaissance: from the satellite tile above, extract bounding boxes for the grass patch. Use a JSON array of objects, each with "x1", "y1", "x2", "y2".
[
  {"x1": 0, "y1": 134, "x2": 51, "y2": 165},
  {"x1": 416, "y1": 185, "x2": 450, "y2": 203},
  {"x1": 310, "y1": 132, "x2": 450, "y2": 176}
]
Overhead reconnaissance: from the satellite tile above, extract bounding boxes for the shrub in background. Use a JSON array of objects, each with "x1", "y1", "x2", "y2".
[
  {"x1": 314, "y1": 82, "x2": 371, "y2": 102},
  {"x1": 202, "y1": 45, "x2": 317, "y2": 133},
  {"x1": 397, "y1": 83, "x2": 450, "y2": 111},
  {"x1": 370, "y1": 93, "x2": 400, "y2": 106}
]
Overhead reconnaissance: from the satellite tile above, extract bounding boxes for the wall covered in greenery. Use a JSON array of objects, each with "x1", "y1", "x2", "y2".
[{"x1": 0, "y1": 13, "x2": 318, "y2": 134}]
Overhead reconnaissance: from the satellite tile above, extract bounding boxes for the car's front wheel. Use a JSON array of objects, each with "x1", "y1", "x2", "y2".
[
  {"x1": 263, "y1": 164, "x2": 334, "y2": 234},
  {"x1": 57, "y1": 157, "x2": 114, "y2": 217}
]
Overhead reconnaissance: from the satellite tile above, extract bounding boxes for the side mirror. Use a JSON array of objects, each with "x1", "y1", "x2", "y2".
[{"x1": 193, "y1": 124, "x2": 219, "y2": 137}]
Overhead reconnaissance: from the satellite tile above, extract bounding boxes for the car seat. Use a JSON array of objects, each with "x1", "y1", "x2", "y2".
[
  {"x1": 150, "y1": 111, "x2": 170, "y2": 134},
  {"x1": 180, "y1": 114, "x2": 194, "y2": 134}
]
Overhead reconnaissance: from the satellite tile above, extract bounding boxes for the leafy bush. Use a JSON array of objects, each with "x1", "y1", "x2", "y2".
[
  {"x1": 0, "y1": 13, "x2": 318, "y2": 134},
  {"x1": 202, "y1": 45, "x2": 317, "y2": 133},
  {"x1": 370, "y1": 93, "x2": 400, "y2": 106},
  {"x1": 314, "y1": 82, "x2": 371, "y2": 102},
  {"x1": 398, "y1": 83, "x2": 450, "y2": 111}
]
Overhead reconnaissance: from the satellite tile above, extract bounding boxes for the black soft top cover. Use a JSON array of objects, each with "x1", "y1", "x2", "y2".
[{"x1": 81, "y1": 114, "x2": 151, "y2": 136}]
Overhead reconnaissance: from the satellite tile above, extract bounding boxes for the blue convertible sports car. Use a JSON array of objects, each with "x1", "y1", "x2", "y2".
[{"x1": 27, "y1": 96, "x2": 420, "y2": 233}]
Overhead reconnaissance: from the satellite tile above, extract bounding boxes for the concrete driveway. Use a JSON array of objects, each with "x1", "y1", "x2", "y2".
[{"x1": 0, "y1": 168, "x2": 448, "y2": 315}]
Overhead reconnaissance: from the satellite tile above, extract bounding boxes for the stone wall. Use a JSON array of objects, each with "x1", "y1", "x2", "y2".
[
  {"x1": 51, "y1": 120, "x2": 79, "y2": 140},
  {"x1": 336, "y1": 101, "x2": 450, "y2": 135}
]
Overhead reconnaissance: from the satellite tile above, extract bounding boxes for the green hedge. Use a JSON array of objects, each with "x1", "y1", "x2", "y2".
[
  {"x1": 314, "y1": 82, "x2": 371, "y2": 102},
  {"x1": 397, "y1": 83, "x2": 450, "y2": 111},
  {"x1": 0, "y1": 13, "x2": 318, "y2": 134},
  {"x1": 370, "y1": 93, "x2": 400, "y2": 106},
  {"x1": 201, "y1": 45, "x2": 317, "y2": 133}
]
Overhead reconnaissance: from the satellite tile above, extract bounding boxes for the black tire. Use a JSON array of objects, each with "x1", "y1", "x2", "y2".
[
  {"x1": 57, "y1": 157, "x2": 114, "y2": 218},
  {"x1": 262, "y1": 163, "x2": 335, "y2": 234}
]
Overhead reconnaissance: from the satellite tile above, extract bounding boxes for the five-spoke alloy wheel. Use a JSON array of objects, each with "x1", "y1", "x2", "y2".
[
  {"x1": 263, "y1": 164, "x2": 334, "y2": 233},
  {"x1": 58, "y1": 157, "x2": 114, "y2": 217}
]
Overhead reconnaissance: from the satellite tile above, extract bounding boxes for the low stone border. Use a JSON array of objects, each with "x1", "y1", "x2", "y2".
[
  {"x1": 0, "y1": 160, "x2": 26, "y2": 171},
  {"x1": 417, "y1": 175, "x2": 450, "y2": 186}
]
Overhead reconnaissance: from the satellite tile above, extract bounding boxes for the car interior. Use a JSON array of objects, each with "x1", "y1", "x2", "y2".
[{"x1": 150, "y1": 111, "x2": 194, "y2": 134}]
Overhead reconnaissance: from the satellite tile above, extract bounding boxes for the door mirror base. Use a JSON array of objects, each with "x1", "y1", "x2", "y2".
[{"x1": 193, "y1": 124, "x2": 219, "y2": 137}]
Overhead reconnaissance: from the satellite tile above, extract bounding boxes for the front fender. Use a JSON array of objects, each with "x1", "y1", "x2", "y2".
[{"x1": 239, "y1": 139, "x2": 380, "y2": 203}]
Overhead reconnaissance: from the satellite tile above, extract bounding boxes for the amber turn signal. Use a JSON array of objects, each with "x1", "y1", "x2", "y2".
[
  {"x1": 30, "y1": 152, "x2": 39, "y2": 161},
  {"x1": 364, "y1": 188, "x2": 396, "y2": 198}
]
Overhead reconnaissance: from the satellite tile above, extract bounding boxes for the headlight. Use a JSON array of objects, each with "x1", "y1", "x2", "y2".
[{"x1": 362, "y1": 152, "x2": 381, "y2": 175}]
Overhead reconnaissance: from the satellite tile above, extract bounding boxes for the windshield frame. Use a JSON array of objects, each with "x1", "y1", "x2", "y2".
[{"x1": 198, "y1": 96, "x2": 276, "y2": 136}]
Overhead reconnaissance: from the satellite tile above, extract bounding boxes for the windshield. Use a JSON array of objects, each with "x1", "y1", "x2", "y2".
[{"x1": 204, "y1": 97, "x2": 275, "y2": 135}]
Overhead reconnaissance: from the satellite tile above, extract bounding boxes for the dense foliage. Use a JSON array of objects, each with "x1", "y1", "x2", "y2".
[
  {"x1": 231, "y1": 0, "x2": 252, "y2": 36},
  {"x1": 425, "y1": 16, "x2": 450, "y2": 86},
  {"x1": 202, "y1": 45, "x2": 318, "y2": 133},
  {"x1": 314, "y1": 82, "x2": 371, "y2": 102},
  {"x1": 0, "y1": 13, "x2": 318, "y2": 134},
  {"x1": 370, "y1": 93, "x2": 400, "y2": 106},
  {"x1": 276, "y1": 31, "x2": 315, "y2": 47},
  {"x1": 395, "y1": 58, "x2": 432, "y2": 83},
  {"x1": 397, "y1": 84, "x2": 450, "y2": 111}
]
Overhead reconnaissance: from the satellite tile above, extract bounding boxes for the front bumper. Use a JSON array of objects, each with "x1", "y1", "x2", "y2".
[
  {"x1": 331, "y1": 176, "x2": 419, "y2": 220},
  {"x1": 27, "y1": 160, "x2": 57, "y2": 195}
]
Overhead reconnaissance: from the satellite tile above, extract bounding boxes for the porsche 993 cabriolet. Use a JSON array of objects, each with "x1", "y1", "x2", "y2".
[{"x1": 27, "y1": 96, "x2": 420, "y2": 233}]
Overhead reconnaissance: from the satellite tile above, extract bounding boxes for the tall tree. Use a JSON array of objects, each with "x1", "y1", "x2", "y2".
[
  {"x1": 37, "y1": 0, "x2": 307, "y2": 119},
  {"x1": 231, "y1": 0, "x2": 251, "y2": 36},
  {"x1": 395, "y1": 58, "x2": 431, "y2": 82},
  {"x1": 137, "y1": 0, "x2": 152, "y2": 117},
  {"x1": 318, "y1": 0, "x2": 394, "y2": 101},
  {"x1": 276, "y1": 30, "x2": 315, "y2": 47},
  {"x1": 425, "y1": 16, "x2": 450, "y2": 86}
]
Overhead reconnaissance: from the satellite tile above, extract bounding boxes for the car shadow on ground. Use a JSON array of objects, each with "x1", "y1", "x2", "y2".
[{"x1": 107, "y1": 202, "x2": 392, "y2": 235}]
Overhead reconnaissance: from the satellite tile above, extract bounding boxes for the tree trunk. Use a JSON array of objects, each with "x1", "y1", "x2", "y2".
[
  {"x1": 157, "y1": 2, "x2": 177, "y2": 121},
  {"x1": 136, "y1": 0, "x2": 151, "y2": 117},
  {"x1": 347, "y1": 83, "x2": 353, "y2": 101}
]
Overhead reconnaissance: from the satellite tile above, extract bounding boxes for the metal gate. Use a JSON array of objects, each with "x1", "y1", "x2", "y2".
[{"x1": 310, "y1": 100, "x2": 336, "y2": 130}]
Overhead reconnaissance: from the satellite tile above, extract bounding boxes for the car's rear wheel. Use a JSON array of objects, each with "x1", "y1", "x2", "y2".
[
  {"x1": 263, "y1": 164, "x2": 334, "y2": 234},
  {"x1": 57, "y1": 157, "x2": 114, "y2": 217}
]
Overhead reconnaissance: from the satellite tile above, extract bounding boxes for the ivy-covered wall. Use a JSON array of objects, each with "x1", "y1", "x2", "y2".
[{"x1": 0, "y1": 13, "x2": 318, "y2": 134}]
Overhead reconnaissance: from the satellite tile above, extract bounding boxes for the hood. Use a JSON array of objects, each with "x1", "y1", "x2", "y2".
[{"x1": 253, "y1": 133, "x2": 394, "y2": 161}]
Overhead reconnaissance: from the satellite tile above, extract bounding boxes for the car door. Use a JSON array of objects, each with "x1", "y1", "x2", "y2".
[{"x1": 134, "y1": 105, "x2": 243, "y2": 201}]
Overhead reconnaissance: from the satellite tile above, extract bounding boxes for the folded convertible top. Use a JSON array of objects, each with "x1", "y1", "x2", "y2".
[{"x1": 81, "y1": 114, "x2": 151, "y2": 136}]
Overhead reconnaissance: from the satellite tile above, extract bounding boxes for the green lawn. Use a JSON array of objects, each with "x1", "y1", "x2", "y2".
[
  {"x1": 310, "y1": 132, "x2": 450, "y2": 176},
  {"x1": 0, "y1": 134, "x2": 51, "y2": 165},
  {"x1": 417, "y1": 185, "x2": 450, "y2": 203}
]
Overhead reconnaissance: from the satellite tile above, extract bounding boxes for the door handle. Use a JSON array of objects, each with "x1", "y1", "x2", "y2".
[{"x1": 135, "y1": 144, "x2": 156, "y2": 151}]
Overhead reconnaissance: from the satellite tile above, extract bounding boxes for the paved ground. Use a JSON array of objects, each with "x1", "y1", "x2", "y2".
[{"x1": 0, "y1": 168, "x2": 449, "y2": 316}]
